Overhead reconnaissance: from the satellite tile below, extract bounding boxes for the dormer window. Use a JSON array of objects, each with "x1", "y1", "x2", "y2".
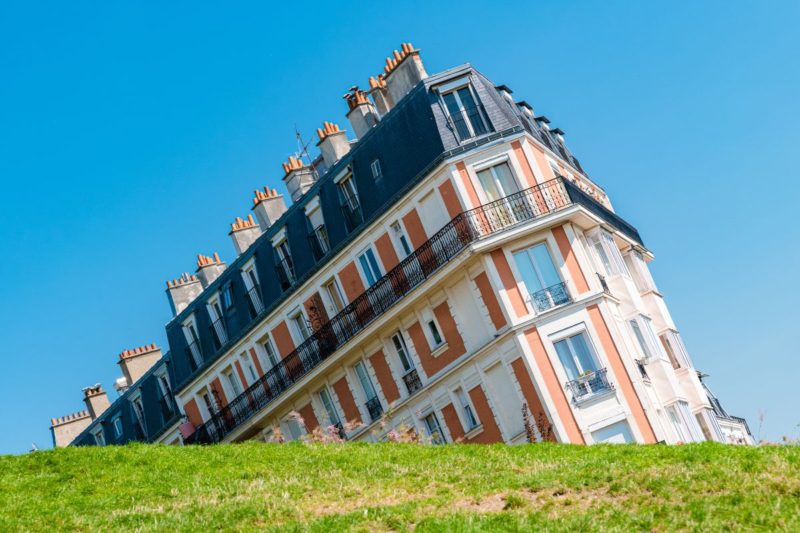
[
  {"x1": 206, "y1": 296, "x2": 228, "y2": 349},
  {"x1": 338, "y1": 173, "x2": 363, "y2": 232},
  {"x1": 305, "y1": 198, "x2": 329, "y2": 261},
  {"x1": 273, "y1": 235, "x2": 295, "y2": 290},
  {"x1": 241, "y1": 262, "x2": 264, "y2": 317},
  {"x1": 439, "y1": 80, "x2": 490, "y2": 141},
  {"x1": 182, "y1": 318, "x2": 203, "y2": 371}
]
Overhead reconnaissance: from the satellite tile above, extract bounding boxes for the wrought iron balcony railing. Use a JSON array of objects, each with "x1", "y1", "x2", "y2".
[
  {"x1": 565, "y1": 368, "x2": 614, "y2": 402},
  {"x1": 341, "y1": 195, "x2": 364, "y2": 233},
  {"x1": 246, "y1": 285, "x2": 264, "y2": 318},
  {"x1": 530, "y1": 281, "x2": 571, "y2": 313},
  {"x1": 275, "y1": 257, "x2": 295, "y2": 290},
  {"x1": 209, "y1": 318, "x2": 228, "y2": 350},
  {"x1": 365, "y1": 397, "x2": 383, "y2": 423},
  {"x1": 307, "y1": 225, "x2": 330, "y2": 261},
  {"x1": 185, "y1": 177, "x2": 640, "y2": 444},
  {"x1": 185, "y1": 340, "x2": 203, "y2": 372},
  {"x1": 402, "y1": 368, "x2": 423, "y2": 396}
]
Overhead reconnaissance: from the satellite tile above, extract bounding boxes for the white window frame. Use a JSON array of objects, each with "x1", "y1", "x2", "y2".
[
  {"x1": 112, "y1": 414, "x2": 123, "y2": 439},
  {"x1": 322, "y1": 276, "x2": 347, "y2": 314},
  {"x1": 131, "y1": 393, "x2": 147, "y2": 437},
  {"x1": 370, "y1": 159, "x2": 382, "y2": 179},
  {"x1": 92, "y1": 426, "x2": 105, "y2": 446},
  {"x1": 587, "y1": 229, "x2": 628, "y2": 277},
  {"x1": 438, "y1": 80, "x2": 489, "y2": 140},
  {"x1": 241, "y1": 352, "x2": 259, "y2": 384},
  {"x1": 454, "y1": 386, "x2": 479, "y2": 431},
  {"x1": 182, "y1": 316, "x2": 203, "y2": 369},
  {"x1": 241, "y1": 263, "x2": 264, "y2": 315},
  {"x1": 206, "y1": 296, "x2": 228, "y2": 346},
  {"x1": 288, "y1": 308, "x2": 311, "y2": 344},
  {"x1": 318, "y1": 386, "x2": 341, "y2": 427},
  {"x1": 551, "y1": 326, "x2": 602, "y2": 379},
  {"x1": 356, "y1": 246, "x2": 383, "y2": 287},
  {"x1": 629, "y1": 315, "x2": 662, "y2": 362},
  {"x1": 391, "y1": 331, "x2": 415, "y2": 374},
  {"x1": 623, "y1": 249, "x2": 657, "y2": 292},
  {"x1": 390, "y1": 220, "x2": 414, "y2": 259},
  {"x1": 659, "y1": 329, "x2": 693, "y2": 369},
  {"x1": 258, "y1": 334, "x2": 280, "y2": 368},
  {"x1": 222, "y1": 367, "x2": 243, "y2": 399},
  {"x1": 421, "y1": 410, "x2": 446, "y2": 444},
  {"x1": 353, "y1": 360, "x2": 378, "y2": 403},
  {"x1": 274, "y1": 237, "x2": 295, "y2": 283}
]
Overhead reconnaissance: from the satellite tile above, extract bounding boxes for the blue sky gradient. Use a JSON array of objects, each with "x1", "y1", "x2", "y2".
[{"x1": 1, "y1": 1, "x2": 798, "y2": 454}]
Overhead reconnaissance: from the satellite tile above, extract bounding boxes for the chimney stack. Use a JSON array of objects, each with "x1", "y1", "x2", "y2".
[
  {"x1": 344, "y1": 88, "x2": 380, "y2": 140},
  {"x1": 50, "y1": 410, "x2": 92, "y2": 448},
  {"x1": 382, "y1": 42, "x2": 427, "y2": 107},
  {"x1": 251, "y1": 187, "x2": 288, "y2": 229},
  {"x1": 229, "y1": 214, "x2": 262, "y2": 255},
  {"x1": 316, "y1": 122, "x2": 350, "y2": 169},
  {"x1": 281, "y1": 156, "x2": 317, "y2": 202},
  {"x1": 196, "y1": 252, "x2": 226, "y2": 287},
  {"x1": 166, "y1": 273, "x2": 203, "y2": 315},
  {"x1": 368, "y1": 75, "x2": 393, "y2": 116},
  {"x1": 118, "y1": 343, "x2": 162, "y2": 387},
  {"x1": 82, "y1": 384, "x2": 110, "y2": 420}
]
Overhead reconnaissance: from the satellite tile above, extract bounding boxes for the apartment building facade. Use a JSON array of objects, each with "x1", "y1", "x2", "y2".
[{"x1": 61, "y1": 43, "x2": 752, "y2": 448}]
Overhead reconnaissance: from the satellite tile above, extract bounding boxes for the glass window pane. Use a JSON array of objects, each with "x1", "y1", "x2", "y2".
[
  {"x1": 477, "y1": 168, "x2": 502, "y2": 201},
  {"x1": 569, "y1": 333, "x2": 597, "y2": 373},
  {"x1": 355, "y1": 362, "x2": 376, "y2": 400},
  {"x1": 457, "y1": 87, "x2": 487, "y2": 136},
  {"x1": 443, "y1": 92, "x2": 470, "y2": 139},
  {"x1": 492, "y1": 162, "x2": 519, "y2": 196},
  {"x1": 531, "y1": 244, "x2": 561, "y2": 288},
  {"x1": 513, "y1": 250, "x2": 544, "y2": 293},
  {"x1": 554, "y1": 339, "x2": 580, "y2": 380},
  {"x1": 630, "y1": 320, "x2": 652, "y2": 359}
]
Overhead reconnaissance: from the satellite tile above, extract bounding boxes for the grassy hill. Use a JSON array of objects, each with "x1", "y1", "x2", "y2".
[{"x1": 1, "y1": 442, "x2": 798, "y2": 532}]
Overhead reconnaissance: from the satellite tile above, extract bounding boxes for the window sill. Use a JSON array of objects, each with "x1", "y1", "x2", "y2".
[
  {"x1": 464, "y1": 424, "x2": 484, "y2": 440},
  {"x1": 430, "y1": 343, "x2": 449, "y2": 358},
  {"x1": 572, "y1": 388, "x2": 616, "y2": 407}
]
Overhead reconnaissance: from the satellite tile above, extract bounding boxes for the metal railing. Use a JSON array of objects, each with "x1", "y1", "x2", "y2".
[
  {"x1": 530, "y1": 281, "x2": 571, "y2": 312},
  {"x1": 307, "y1": 225, "x2": 330, "y2": 261},
  {"x1": 185, "y1": 340, "x2": 202, "y2": 372},
  {"x1": 365, "y1": 397, "x2": 383, "y2": 423},
  {"x1": 275, "y1": 256, "x2": 295, "y2": 290},
  {"x1": 340, "y1": 195, "x2": 363, "y2": 233},
  {"x1": 185, "y1": 177, "x2": 638, "y2": 444},
  {"x1": 246, "y1": 285, "x2": 264, "y2": 318},
  {"x1": 402, "y1": 368, "x2": 423, "y2": 396},
  {"x1": 209, "y1": 318, "x2": 228, "y2": 350},
  {"x1": 565, "y1": 368, "x2": 613, "y2": 402}
]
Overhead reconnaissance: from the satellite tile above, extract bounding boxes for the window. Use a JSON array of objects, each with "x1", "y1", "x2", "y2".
[
  {"x1": 629, "y1": 316, "x2": 661, "y2": 361},
  {"x1": 455, "y1": 387, "x2": 478, "y2": 430},
  {"x1": 357, "y1": 248, "x2": 382, "y2": 287},
  {"x1": 243, "y1": 355, "x2": 259, "y2": 383},
  {"x1": 200, "y1": 390, "x2": 216, "y2": 418},
  {"x1": 623, "y1": 250, "x2": 657, "y2": 292},
  {"x1": 355, "y1": 361, "x2": 382, "y2": 422},
  {"x1": 182, "y1": 319, "x2": 202, "y2": 370},
  {"x1": 338, "y1": 174, "x2": 362, "y2": 232},
  {"x1": 207, "y1": 297, "x2": 228, "y2": 348},
  {"x1": 391, "y1": 332, "x2": 414, "y2": 373},
  {"x1": 92, "y1": 426, "x2": 105, "y2": 446},
  {"x1": 323, "y1": 278, "x2": 346, "y2": 314},
  {"x1": 274, "y1": 239, "x2": 295, "y2": 288},
  {"x1": 475, "y1": 162, "x2": 520, "y2": 202},
  {"x1": 306, "y1": 204, "x2": 329, "y2": 261},
  {"x1": 221, "y1": 282, "x2": 234, "y2": 311},
  {"x1": 660, "y1": 330, "x2": 692, "y2": 369},
  {"x1": 131, "y1": 396, "x2": 147, "y2": 437},
  {"x1": 241, "y1": 265, "x2": 264, "y2": 316},
  {"x1": 112, "y1": 415, "x2": 123, "y2": 439},
  {"x1": 289, "y1": 310, "x2": 312, "y2": 343},
  {"x1": 224, "y1": 369, "x2": 243, "y2": 398},
  {"x1": 512, "y1": 243, "x2": 569, "y2": 312},
  {"x1": 554, "y1": 331, "x2": 599, "y2": 381},
  {"x1": 390, "y1": 221, "x2": 413, "y2": 258},
  {"x1": 423, "y1": 412, "x2": 446, "y2": 444},
  {"x1": 588, "y1": 230, "x2": 628, "y2": 277},
  {"x1": 156, "y1": 373, "x2": 175, "y2": 420},
  {"x1": 441, "y1": 84, "x2": 489, "y2": 140},
  {"x1": 427, "y1": 319, "x2": 444, "y2": 347},
  {"x1": 370, "y1": 159, "x2": 382, "y2": 179},
  {"x1": 319, "y1": 387, "x2": 341, "y2": 426},
  {"x1": 285, "y1": 416, "x2": 304, "y2": 440},
  {"x1": 259, "y1": 336, "x2": 279, "y2": 367}
]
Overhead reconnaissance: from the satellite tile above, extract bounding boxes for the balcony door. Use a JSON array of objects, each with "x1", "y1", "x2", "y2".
[
  {"x1": 476, "y1": 162, "x2": 522, "y2": 228},
  {"x1": 512, "y1": 244, "x2": 567, "y2": 312},
  {"x1": 553, "y1": 332, "x2": 598, "y2": 381}
]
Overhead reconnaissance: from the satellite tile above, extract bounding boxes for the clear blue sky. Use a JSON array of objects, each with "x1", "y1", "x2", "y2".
[{"x1": 1, "y1": 1, "x2": 798, "y2": 454}]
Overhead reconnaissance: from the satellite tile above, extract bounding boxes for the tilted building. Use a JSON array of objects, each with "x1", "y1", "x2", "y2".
[{"x1": 60, "y1": 43, "x2": 752, "y2": 448}]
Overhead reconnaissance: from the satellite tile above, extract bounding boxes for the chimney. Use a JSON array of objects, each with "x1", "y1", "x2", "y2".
[
  {"x1": 344, "y1": 88, "x2": 380, "y2": 139},
  {"x1": 496, "y1": 84, "x2": 514, "y2": 103},
  {"x1": 50, "y1": 410, "x2": 92, "y2": 448},
  {"x1": 382, "y1": 42, "x2": 427, "y2": 107},
  {"x1": 118, "y1": 343, "x2": 162, "y2": 387},
  {"x1": 166, "y1": 272, "x2": 203, "y2": 315},
  {"x1": 230, "y1": 214, "x2": 262, "y2": 255},
  {"x1": 281, "y1": 156, "x2": 317, "y2": 202},
  {"x1": 251, "y1": 186, "x2": 288, "y2": 228},
  {"x1": 368, "y1": 75, "x2": 394, "y2": 116},
  {"x1": 196, "y1": 252, "x2": 226, "y2": 287},
  {"x1": 316, "y1": 122, "x2": 350, "y2": 168},
  {"x1": 516, "y1": 101, "x2": 534, "y2": 118},
  {"x1": 82, "y1": 384, "x2": 110, "y2": 420},
  {"x1": 114, "y1": 376, "x2": 130, "y2": 395}
]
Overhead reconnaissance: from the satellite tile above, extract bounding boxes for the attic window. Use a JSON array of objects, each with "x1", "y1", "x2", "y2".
[{"x1": 439, "y1": 82, "x2": 490, "y2": 141}]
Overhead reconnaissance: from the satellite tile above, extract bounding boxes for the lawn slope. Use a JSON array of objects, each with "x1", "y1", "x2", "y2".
[{"x1": 1, "y1": 442, "x2": 798, "y2": 531}]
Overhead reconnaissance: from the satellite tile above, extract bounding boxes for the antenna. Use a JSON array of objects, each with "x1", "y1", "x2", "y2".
[{"x1": 293, "y1": 125, "x2": 320, "y2": 181}]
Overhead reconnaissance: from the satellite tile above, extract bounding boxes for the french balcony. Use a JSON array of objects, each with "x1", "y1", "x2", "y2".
[
  {"x1": 402, "y1": 368, "x2": 423, "y2": 396},
  {"x1": 307, "y1": 225, "x2": 330, "y2": 262},
  {"x1": 209, "y1": 318, "x2": 228, "y2": 350},
  {"x1": 246, "y1": 284, "x2": 264, "y2": 318},
  {"x1": 184, "y1": 177, "x2": 643, "y2": 444},
  {"x1": 341, "y1": 195, "x2": 364, "y2": 233},
  {"x1": 365, "y1": 397, "x2": 383, "y2": 423},
  {"x1": 185, "y1": 340, "x2": 203, "y2": 372},
  {"x1": 275, "y1": 257, "x2": 295, "y2": 291},
  {"x1": 529, "y1": 281, "x2": 572, "y2": 313},
  {"x1": 565, "y1": 368, "x2": 614, "y2": 403}
]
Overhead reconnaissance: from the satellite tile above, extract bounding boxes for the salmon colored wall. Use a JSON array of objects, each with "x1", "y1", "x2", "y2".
[
  {"x1": 374, "y1": 232, "x2": 400, "y2": 271},
  {"x1": 441, "y1": 403, "x2": 465, "y2": 442},
  {"x1": 234, "y1": 360, "x2": 249, "y2": 388},
  {"x1": 407, "y1": 301, "x2": 467, "y2": 377},
  {"x1": 531, "y1": 144, "x2": 557, "y2": 180},
  {"x1": 586, "y1": 304, "x2": 657, "y2": 443},
  {"x1": 466, "y1": 386, "x2": 503, "y2": 443},
  {"x1": 183, "y1": 399, "x2": 203, "y2": 427},
  {"x1": 304, "y1": 292, "x2": 329, "y2": 331},
  {"x1": 210, "y1": 377, "x2": 228, "y2": 407},
  {"x1": 332, "y1": 376, "x2": 361, "y2": 425},
  {"x1": 510, "y1": 357, "x2": 555, "y2": 442},
  {"x1": 552, "y1": 225, "x2": 590, "y2": 295},
  {"x1": 523, "y1": 327, "x2": 585, "y2": 444},
  {"x1": 401, "y1": 208, "x2": 427, "y2": 249},
  {"x1": 456, "y1": 161, "x2": 480, "y2": 208},
  {"x1": 490, "y1": 250, "x2": 528, "y2": 319},
  {"x1": 438, "y1": 178, "x2": 463, "y2": 219},
  {"x1": 338, "y1": 261, "x2": 366, "y2": 303},
  {"x1": 511, "y1": 140, "x2": 537, "y2": 188},
  {"x1": 473, "y1": 272, "x2": 507, "y2": 330},
  {"x1": 368, "y1": 349, "x2": 401, "y2": 404},
  {"x1": 271, "y1": 321, "x2": 296, "y2": 359},
  {"x1": 248, "y1": 347, "x2": 265, "y2": 376},
  {"x1": 298, "y1": 402, "x2": 320, "y2": 433}
]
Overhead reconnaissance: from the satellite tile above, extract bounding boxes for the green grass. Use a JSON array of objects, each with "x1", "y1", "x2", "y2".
[{"x1": 1, "y1": 442, "x2": 798, "y2": 532}]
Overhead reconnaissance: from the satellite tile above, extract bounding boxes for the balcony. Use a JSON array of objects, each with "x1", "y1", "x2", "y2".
[
  {"x1": 529, "y1": 281, "x2": 571, "y2": 313},
  {"x1": 275, "y1": 257, "x2": 295, "y2": 291},
  {"x1": 402, "y1": 368, "x2": 423, "y2": 396},
  {"x1": 185, "y1": 177, "x2": 642, "y2": 444},
  {"x1": 307, "y1": 225, "x2": 330, "y2": 262},
  {"x1": 246, "y1": 284, "x2": 264, "y2": 318},
  {"x1": 185, "y1": 340, "x2": 203, "y2": 372},
  {"x1": 565, "y1": 368, "x2": 614, "y2": 403},
  {"x1": 341, "y1": 195, "x2": 363, "y2": 233},
  {"x1": 365, "y1": 397, "x2": 383, "y2": 423},
  {"x1": 209, "y1": 318, "x2": 228, "y2": 350}
]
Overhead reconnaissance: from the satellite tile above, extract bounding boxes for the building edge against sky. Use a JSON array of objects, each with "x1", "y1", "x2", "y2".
[{"x1": 50, "y1": 43, "x2": 753, "y2": 449}]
